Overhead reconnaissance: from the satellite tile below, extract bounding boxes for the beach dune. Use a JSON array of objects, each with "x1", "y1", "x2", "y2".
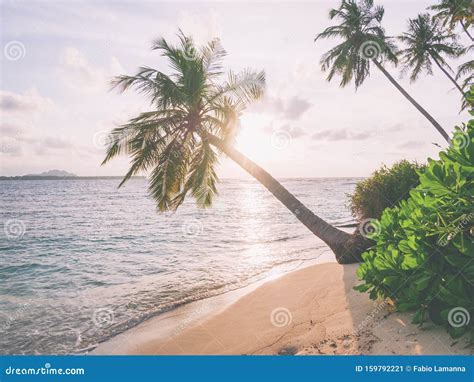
[{"x1": 94, "y1": 263, "x2": 470, "y2": 355}]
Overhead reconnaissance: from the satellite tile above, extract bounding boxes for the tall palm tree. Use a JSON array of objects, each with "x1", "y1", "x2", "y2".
[
  {"x1": 398, "y1": 13, "x2": 465, "y2": 97},
  {"x1": 429, "y1": 0, "x2": 473, "y2": 41},
  {"x1": 102, "y1": 32, "x2": 369, "y2": 264},
  {"x1": 457, "y1": 56, "x2": 474, "y2": 90},
  {"x1": 315, "y1": 0, "x2": 450, "y2": 142},
  {"x1": 456, "y1": 45, "x2": 474, "y2": 109}
]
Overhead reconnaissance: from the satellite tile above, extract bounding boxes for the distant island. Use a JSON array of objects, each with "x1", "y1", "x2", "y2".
[
  {"x1": 0, "y1": 170, "x2": 77, "y2": 180},
  {"x1": 25, "y1": 170, "x2": 77, "y2": 178},
  {"x1": 0, "y1": 171, "x2": 145, "y2": 181}
]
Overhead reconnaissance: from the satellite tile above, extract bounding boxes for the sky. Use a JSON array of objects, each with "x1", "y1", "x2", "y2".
[{"x1": 0, "y1": 0, "x2": 471, "y2": 178}]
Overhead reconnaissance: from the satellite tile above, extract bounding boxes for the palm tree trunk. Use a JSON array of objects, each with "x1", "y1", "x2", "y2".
[
  {"x1": 431, "y1": 56, "x2": 466, "y2": 97},
  {"x1": 205, "y1": 132, "x2": 371, "y2": 264},
  {"x1": 373, "y1": 60, "x2": 450, "y2": 143}
]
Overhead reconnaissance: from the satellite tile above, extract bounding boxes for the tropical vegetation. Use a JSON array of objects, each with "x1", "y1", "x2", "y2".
[
  {"x1": 398, "y1": 13, "x2": 465, "y2": 97},
  {"x1": 349, "y1": 160, "x2": 425, "y2": 221},
  {"x1": 355, "y1": 102, "x2": 474, "y2": 340},
  {"x1": 429, "y1": 0, "x2": 473, "y2": 41}
]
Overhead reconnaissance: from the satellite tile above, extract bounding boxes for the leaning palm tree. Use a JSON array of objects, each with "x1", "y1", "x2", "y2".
[
  {"x1": 101, "y1": 32, "x2": 369, "y2": 264},
  {"x1": 429, "y1": 0, "x2": 473, "y2": 41},
  {"x1": 398, "y1": 13, "x2": 465, "y2": 97},
  {"x1": 315, "y1": 0, "x2": 450, "y2": 142}
]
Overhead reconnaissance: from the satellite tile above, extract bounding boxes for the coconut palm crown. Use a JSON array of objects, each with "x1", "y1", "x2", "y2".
[
  {"x1": 102, "y1": 32, "x2": 265, "y2": 212},
  {"x1": 398, "y1": 13, "x2": 463, "y2": 84},
  {"x1": 457, "y1": 45, "x2": 474, "y2": 109},
  {"x1": 429, "y1": 0, "x2": 473, "y2": 40},
  {"x1": 314, "y1": 0, "x2": 398, "y2": 89},
  {"x1": 315, "y1": 0, "x2": 450, "y2": 142}
]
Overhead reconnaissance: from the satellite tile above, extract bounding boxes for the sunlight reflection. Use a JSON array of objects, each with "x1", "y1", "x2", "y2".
[{"x1": 237, "y1": 182, "x2": 272, "y2": 264}]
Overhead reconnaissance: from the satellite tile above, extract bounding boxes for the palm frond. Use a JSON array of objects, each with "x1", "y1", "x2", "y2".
[
  {"x1": 103, "y1": 31, "x2": 264, "y2": 211},
  {"x1": 398, "y1": 13, "x2": 463, "y2": 81},
  {"x1": 201, "y1": 38, "x2": 227, "y2": 77},
  {"x1": 174, "y1": 139, "x2": 219, "y2": 209},
  {"x1": 315, "y1": 0, "x2": 397, "y2": 88}
]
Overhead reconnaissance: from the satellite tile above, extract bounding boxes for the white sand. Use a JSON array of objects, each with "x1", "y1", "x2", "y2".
[{"x1": 93, "y1": 262, "x2": 471, "y2": 355}]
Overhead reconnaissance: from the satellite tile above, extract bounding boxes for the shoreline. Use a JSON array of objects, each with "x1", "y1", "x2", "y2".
[
  {"x1": 90, "y1": 256, "x2": 333, "y2": 355},
  {"x1": 93, "y1": 262, "x2": 471, "y2": 355}
]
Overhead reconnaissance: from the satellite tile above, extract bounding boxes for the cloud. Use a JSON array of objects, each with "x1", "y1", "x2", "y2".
[
  {"x1": 283, "y1": 97, "x2": 312, "y2": 119},
  {"x1": 0, "y1": 89, "x2": 60, "y2": 157},
  {"x1": 249, "y1": 95, "x2": 312, "y2": 120},
  {"x1": 176, "y1": 9, "x2": 222, "y2": 45},
  {"x1": 263, "y1": 123, "x2": 307, "y2": 139},
  {"x1": 33, "y1": 138, "x2": 70, "y2": 155},
  {"x1": 60, "y1": 48, "x2": 125, "y2": 93},
  {"x1": 0, "y1": 89, "x2": 54, "y2": 112},
  {"x1": 0, "y1": 89, "x2": 79, "y2": 157},
  {"x1": 0, "y1": 138, "x2": 22, "y2": 155},
  {"x1": 0, "y1": 123, "x2": 25, "y2": 137},
  {"x1": 397, "y1": 140, "x2": 427, "y2": 150},
  {"x1": 311, "y1": 128, "x2": 373, "y2": 141}
]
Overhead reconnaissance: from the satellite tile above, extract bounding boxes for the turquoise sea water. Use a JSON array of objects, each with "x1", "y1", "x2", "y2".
[{"x1": 0, "y1": 178, "x2": 359, "y2": 354}]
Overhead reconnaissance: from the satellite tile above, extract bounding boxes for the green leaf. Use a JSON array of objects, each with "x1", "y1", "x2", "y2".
[{"x1": 412, "y1": 308, "x2": 426, "y2": 325}]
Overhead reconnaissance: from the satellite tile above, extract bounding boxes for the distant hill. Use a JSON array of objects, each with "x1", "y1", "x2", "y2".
[
  {"x1": 0, "y1": 170, "x2": 78, "y2": 180},
  {"x1": 25, "y1": 170, "x2": 77, "y2": 178}
]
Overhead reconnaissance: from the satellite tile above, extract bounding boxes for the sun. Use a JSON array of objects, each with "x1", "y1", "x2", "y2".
[{"x1": 235, "y1": 113, "x2": 276, "y2": 162}]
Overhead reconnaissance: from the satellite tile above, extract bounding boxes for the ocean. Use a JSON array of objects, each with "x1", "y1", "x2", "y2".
[{"x1": 0, "y1": 177, "x2": 359, "y2": 354}]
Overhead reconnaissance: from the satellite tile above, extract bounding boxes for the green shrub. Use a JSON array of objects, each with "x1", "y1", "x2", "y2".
[
  {"x1": 355, "y1": 120, "x2": 474, "y2": 341},
  {"x1": 349, "y1": 160, "x2": 425, "y2": 220}
]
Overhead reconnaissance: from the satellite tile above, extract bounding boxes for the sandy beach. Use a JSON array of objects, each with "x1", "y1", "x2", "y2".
[{"x1": 93, "y1": 262, "x2": 471, "y2": 355}]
